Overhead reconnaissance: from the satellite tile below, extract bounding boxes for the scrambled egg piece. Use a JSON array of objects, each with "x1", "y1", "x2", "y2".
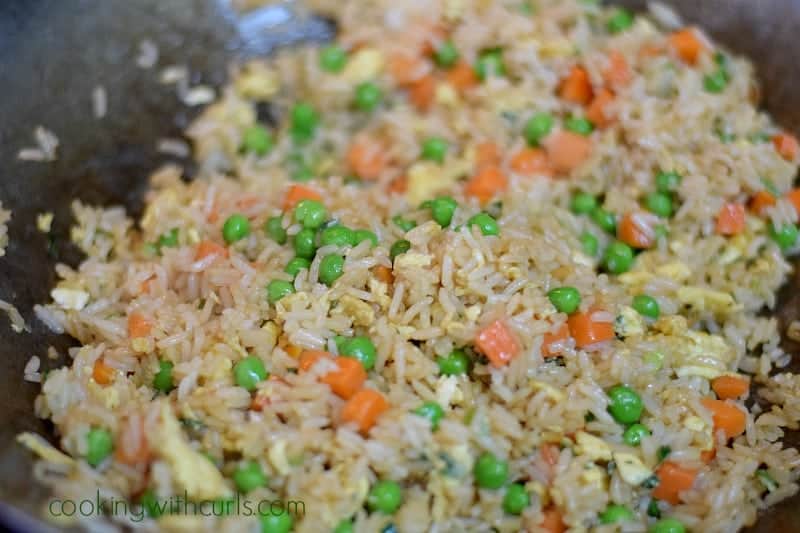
[
  {"x1": 37, "y1": 212, "x2": 53, "y2": 233},
  {"x1": 581, "y1": 464, "x2": 607, "y2": 487},
  {"x1": 51, "y1": 288, "x2": 89, "y2": 311},
  {"x1": 655, "y1": 261, "x2": 691, "y2": 281},
  {"x1": 234, "y1": 61, "x2": 279, "y2": 100},
  {"x1": 337, "y1": 295, "x2": 375, "y2": 327},
  {"x1": 613, "y1": 452, "x2": 652, "y2": 485},
  {"x1": 683, "y1": 415, "x2": 714, "y2": 451},
  {"x1": 436, "y1": 375, "x2": 464, "y2": 407},
  {"x1": 677, "y1": 286, "x2": 741, "y2": 315},
  {"x1": 155, "y1": 403, "x2": 229, "y2": 500},
  {"x1": 574, "y1": 431, "x2": 612, "y2": 462},
  {"x1": 394, "y1": 251, "x2": 433, "y2": 270},
  {"x1": 17, "y1": 432, "x2": 74, "y2": 465},
  {"x1": 531, "y1": 380, "x2": 566, "y2": 402},
  {"x1": 444, "y1": 0, "x2": 464, "y2": 21},
  {"x1": 406, "y1": 162, "x2": 458, "y2": 205},
  {"x1": 341, "y1": 48, "x2": 384, "y2": 84},
  {"x1": 435, "y1": 83, "x2": 460, "y2": 107},
  {"x1": 651, "y1": 316, "x2": 735, "y2": 379},
  {"x1": 269, "y1": 440, "x2": 291, "y2": 476},
  {"x1": 614, "y1": 306, "x2": 645, "y2": 338}
]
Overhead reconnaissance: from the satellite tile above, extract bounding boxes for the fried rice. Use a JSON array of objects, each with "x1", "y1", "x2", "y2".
[{"x1": 19, "y1": 1, "x2": 800, "y2": 532}]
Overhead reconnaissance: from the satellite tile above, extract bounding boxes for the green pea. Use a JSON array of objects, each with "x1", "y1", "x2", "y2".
[
  {"x1": 599, "y1": 504, "x2": 634, "y2": 524},
  {"x1": 579, "y1": 231, "x2": 599, "y2": 257},
  {"x1": 355, "y1": 82, "x2": 382, "y2": 112},
  {"x1": 243, "y1": 124, "x2": 273, "y2": 156},
  {"x1": 290, "y1": 102, "x2": 319, "y2": 143},
  {"x1": 502, "y1": 483, "x2": 530, "y2": 515},
  {"x1": 353, "y1": 229, "x2": 378, "y2": 247},
  {"x1": 413, "y1": 401, "x2": 444, "y2": 431},
  {"x1": 339, "y1": 336, "x2": 377, "y2": 370},
  {"x1": 645, "y1": 192, "x2": 673, "y2": 218},
  {"x1": 565, "y1": 116, "x2": 594, "y2": 136},
  {"x1": 657, "y1": 446, "x2": 672, "y2": 461},
  {"x1": 524, "y1": 112, "x2": 554, "y2": 146},
  {"x1": 466, "y1": 213, "x2": 499, "y2": 236},
  {"x1": 623, "y1": 423, "x2": 651, "y2": 446},
  {"x1": 140, "y1": 489, "x2": 164, "y2": 518},
  {"x1": 234, "y1": 355, "x2": 268, "y2": 392},
  {"x1": 656, "y1": 171, "x2": 682, "y2": 193},
  {"x1": 85, "y1": 427, "x2": 113, "y2": 467},
  {"x1": 473, "y1": 452, "x2": 509, "y2": 489},
  {"x1": 293, "y1": 228, "x2": 317, "y2": 259},
  {"x1": 333, "y1": 519, "x2": 354, "y2": 533},
  {"x1": 367, "y1": 480, "x2": 403, "y2": 514},
  {"x1": 267, "y1": 280, "x2": 295, "y2": 304},
  {"x1": 435, "y1": 41, "x2": 460, "y2": 68},
  {"x1": 319, "y1": 254, "x2": 345, "y2": 286},
  {"x1": 436, "y1": 349, "x2": 470, "y2": 376},
  {"x1": 222, "y1": 214, "x2": 251, "y2": 244},
  {"x1": 320, "y1": 225, "x2": 355, "y2": 247},
  {"x1": 590, "y1": 207, "x2": 617, "y2": 234},
  {"x1": 320, "y1": 44, "x2": 347, "y2": 72},
  {"x1": 649, "y1": 518, "x2": 686, "y2": 533},
  {"x1": 475, "y1": 48, "x2": 506, "y2": 80},
  {"x1": 607, "y1": 8, "x2": 634, "y2": 33},
  {"x1": 571, "y1": 192, "x2": 597, "y2": 214},
  {"x1": 294, "y1": 199, "x2": 327, "y2": 230},
  {"x1": 632, "y1": 294, "x2": 660, "y2": 319},
  {"x1": 390, "y1": 239, "x2": 411, "y2": 261},
  {"x1": 603, "y1": 241, "x2": 634, "y2": 274},
  {"x1": 607, "y1": 384, "x2": 643, "y2": 425},
  {"x1": 285, "y1": 256, "x2": 311, "y2": 278},
  {"x1": 647, "y1": 499, "x2": 662, "y2": 518},
  {"x1": 547, "y1": 286, "x2": 581, "y2": 314},
  {"x1": 430, "y1": 196, "x2": 458, "y2": 227},
  {"x1": 233, "y1": 460, "x2": 267, "y2": 493},
  {"x1": 421, "y1": 137, "x2": 449, "y2": 163},
  {"x1": 157, "y1": 228, "x2": 179, "y2": 249},
  {"x1": 769, "y1": 222, "x2": 799, "y2": 251},
  {"x1": 704, "y1": 70, "x2": 728, "y2": 93},
  {"x1": 265, "y1": 216, "x2": 287, "y2": 245},
  {"x1": 260, "y1": 511, "x2": 293, "y2": 533},
  {"x1": 393, "y1": 215, "x2": 417, "y2": 232},
  {"x1": 153, "y1": 360, "x2": 174, "y2": 393}
]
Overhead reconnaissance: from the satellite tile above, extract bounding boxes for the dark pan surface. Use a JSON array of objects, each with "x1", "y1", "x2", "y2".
[{"x1": 0, "y1": 1, "x2": 798, "y2": 531}]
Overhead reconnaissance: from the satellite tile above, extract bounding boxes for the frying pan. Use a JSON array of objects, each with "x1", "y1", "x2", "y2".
[{"x1": 0, "y1": 1, "x2": 798, "y2": 531}]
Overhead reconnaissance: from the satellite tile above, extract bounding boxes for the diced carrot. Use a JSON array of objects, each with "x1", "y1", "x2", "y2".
[
  {"x1": 749, "y1": 190, "x2": 777, "y2": 215},
  {"x1": 558, "y1": 66, "x2": 593, "y2": 106},
  {"x1": 207, "y1": 204, "x2": 220, "y2": 224},
  {"x1": 250, "y1": 392, "x2": 270, "y2": 411},
  {"x1": 475, "y1": 320, "x2": 521, "y2": 368},
  {"x1": 701, "y1": 398, "x2": 747, "y2": 439},
  {"x1": 388, "y1": 175, "x2": 408, "y2": 195},
  {"x1": 388, "y1": 51, "x2": 427, "y2": 85},
  {"x1": 408, "y1": 74, "x2": 436, "y2": 111},
  {"x1": 541, "y1": 323, "x2": 570, "y2": 358},
  {"x1": 540, "y1": 443, "x2": 560, "y2": 467},
  {"x1": 773, "y1": 133, "x2": 800, "y2": 161},
  {"x1": 419, "y1": 23, "x2": 447, "y2": 56},
  {"x1": 711, "y1": 375, "x2": 750, "y2": 400},
  {"x1": 567, "y1": 309, "x2": 615, "y2": 349},
  {"x1": 700, "y1": 447, "x2": 716, "y2": 463},
  {"x1": 341, "y1": 388, "x2": 389, "y2": 434},
  {"x1": 282, "y1": 184, "x2": 322, "y2": 211},
  {"x1": 475, "y1": 141, "x2": 502, "y2": 169},
  {"x1": 638, "y1": 42, "x2": 665, "y2": 59},
  {"x1": 617, "y1": 212, "x2": 655, "y2": 249},
  {"x1": 668, "y1": 27, "x2": 706, "y2": 65},
  {"x1": 510, "y1": 147, "x2": 553, "y2": 177},
  {"x1": 300, "y1": 351, "x2": 368, "y2": 399},
  {"x1": 139, "y1": 276, "x2": 154, "y2": 295},
  {"x1": 540, "y1": 507, "x2": 566, "y2": 533},
  {"x1": 586, "y1": 88, "x2": 616, "y2": 129},
  {"x1": 373, "y1": 265, "x2": 394, "y2": 284},
  {"x1": 195, "y1": 239, "x2": 229, "y2": 261},
  {"x1": 446, "y1": 61, "x2": 479, "y2": 92},
  {"x1": 603, "y1": 51, "x2": 632, "y2": 88},
  {"x1": 464, "y1": 165, "x2": 509, "y2": 204},
  {"x1": 92, "y1": 358, "x2": 115, "y2": 385},
  {"x1": 544, "y1": 131, "x2": 592, "y2": 175},
  {"x1": 347, "y1": 138, "x2": 388, "y2": 180},
  {"x1": 115, "y1": 413, "x2": 149, "y2": 466},
  {"x1": 786, "y1": 188, "x2": 800, "y2": 215},
  {"x1": 127, "y1": 312, "x2": 152, "y2": 338},
  {"x1": 715, "y1": 203, "x2": 746, "y2": 236},
  {"x1": 235, "y1": 195, "x2": 260, "y2": 210},
  {"x1": 652, "y1": 461, "x2": 698, "y2": 504}
]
